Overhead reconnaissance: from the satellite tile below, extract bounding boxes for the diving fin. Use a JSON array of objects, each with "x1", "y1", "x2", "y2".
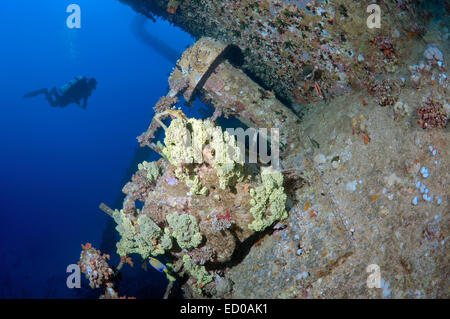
[{"x1": 24, "y1": 88, "x2": 48, "y2": 98}]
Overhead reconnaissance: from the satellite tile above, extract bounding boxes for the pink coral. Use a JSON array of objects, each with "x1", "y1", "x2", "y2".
[
  {"x1": 217, "y1": 209, "x2": 233, "y2": 222},
  {"x1": 165, "y1": 174, "x2": 179, "y2": 186}
]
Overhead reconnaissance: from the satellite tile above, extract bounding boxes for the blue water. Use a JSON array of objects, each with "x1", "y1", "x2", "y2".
[{"x1": 0, "y1": 0, "x2": 194, "y2": 298}]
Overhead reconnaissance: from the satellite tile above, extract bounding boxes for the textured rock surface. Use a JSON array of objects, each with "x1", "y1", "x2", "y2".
[{"x1": 229, "y1": 62, "x2": 449, "y2": 297}]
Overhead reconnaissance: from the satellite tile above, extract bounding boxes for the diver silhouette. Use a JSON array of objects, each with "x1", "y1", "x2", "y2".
[{"x1": 24, "y1": 76, "x2": 97, "y2": 109}]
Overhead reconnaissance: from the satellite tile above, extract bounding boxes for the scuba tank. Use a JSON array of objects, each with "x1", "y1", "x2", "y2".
[{"x1": 59, "y1": 76, "x2": 84, "y2": 95}]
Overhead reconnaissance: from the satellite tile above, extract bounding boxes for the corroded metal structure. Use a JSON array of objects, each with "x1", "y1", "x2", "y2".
[
  {"x1": 167, "y1": 37, "x2": 301, "y2": 157},
  {"x1": 119, "y1": 0, "x2": 436, "y2": 108},
  {"x1": 79, "y1": 0, "x2": 449, "y2": 299}
]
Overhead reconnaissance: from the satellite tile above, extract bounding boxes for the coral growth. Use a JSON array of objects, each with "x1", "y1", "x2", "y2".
[
  {"x1": 161, "y1": 116, "x2": 244, "y2": 193},
  {"x1": 370, "y1": 36, "x2": 396, "y2": 61},
  {"x1": 166, "y1": 212, "x2": 203, "y2": 250},
  {"x1": 153, "y1": 95, "x2": 179, "y2": 113},
  {"x1": 210, "y1": 215, "x2": 233, "y2": 231},
  {"x1": 84, "y1": 0, "x2": 449, "y2": 299},
  {"x1": 368, "y1": 79, "x2": 401, "y2": 107},
  {"x1": 78, "y1": 243, "x2": 115, "y2": 290},
  {"x1": 121, "y1": 161, "x2": 164, "y2": 203},
  {"x1": 393, "y1": 101, "x2": 411, "y2": 119},
  {"x1": 78, "y1": 243, "x2": 139, "y2": 299},
  {"x1": 417, "y1": 98, "x2": 448, "y2": 129},
  {"x1": 248, "y1": 166, "x2": 288, "y2": 232},
  {"x1": 97, "y1": 109, "x2": 292, "y2": 296},
  {"x1": 351, "y1": 114, "x2": 368, "y2": 135},
  {"x1": 120, "y1": 0, "x2": 427, "y2": 109},
  {"x1": 167, "y1": 0, "x2": 180, "y2": 14},
  {"x1": 188, "y1": 246, "x2": 216, "y2": 266},
  {"x1": 169, "y1": 76, "x2": 189, "y2": 95},
  {"x1": 182, "y1": 255, "x2": 213, "y2": 288},
  {"x1": 113, "y1": 209, "x2": 172, "y2": 258},
  {"x1": 138, "y1": 160, "x2": 161, "y2": 183}
]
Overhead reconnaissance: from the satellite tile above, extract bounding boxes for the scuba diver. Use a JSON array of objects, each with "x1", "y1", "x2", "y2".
[{"x1": 24, "y1": 76, "x2": 97, "y2": 109}]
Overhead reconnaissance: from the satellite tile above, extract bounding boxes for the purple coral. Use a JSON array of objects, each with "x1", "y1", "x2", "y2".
[{"x1": 165, "y1": 174, "x2": 179, "y2": 186}]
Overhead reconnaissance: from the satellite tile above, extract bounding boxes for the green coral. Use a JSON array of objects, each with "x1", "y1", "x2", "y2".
[
  {"x1": 159, "y1": 228, "x2": 173, "y2": 253},
  {"x1": 113, "y1": 210, "x2": 172, "y2": 258},
  {"x1": 113, "y1": 210, "x2": 137, "y2": 257},
  {"x1": 166, "y1": 212, "x2": 202, "y2": 249},
  {"x1": 161, "y1": 117, "x2": 199, "y2": 165},
  {"x1": 248, "y1": 166, "x2": 288, "y2": 232},
  {"x1": 209, "y1": 127, "x2": 244, "y2": 189},
  {"x1": 162, "y1": 261, "x2": 177, "y2": 282},
  {"x1": 165, "y1": 272, "x2": 177, "y2": 282},
  {"x1": 182, "y1": 255, "x2": 213, "y2": 287},
  {"x1": 161, "y1": 117, "x2": 243, "y2": 193},
  {"x1": 177, "y1": 170, "x2": 209, "y2": 195},
  {"x1": 137, "y1": 160, "x2": 160, "y2": 182}
]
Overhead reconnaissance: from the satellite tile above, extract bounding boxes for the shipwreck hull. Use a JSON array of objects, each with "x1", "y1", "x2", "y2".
[
  {"x1": 96, "y1": 0, "x2": 450, "y2": 299},
  {"x1": 119, "y1": 0, "x2": 432, "y2": 109}
]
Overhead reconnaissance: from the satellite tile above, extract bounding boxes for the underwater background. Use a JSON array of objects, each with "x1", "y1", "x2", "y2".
[
  {"x1": 0, "y1": 0, "x2": 195, "y2": 298},
  {"x1": 1, "y1": 0, "x2": 448, "y2": 300}
]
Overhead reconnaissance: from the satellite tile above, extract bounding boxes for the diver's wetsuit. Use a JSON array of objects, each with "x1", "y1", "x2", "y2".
[{"x1": 24, "y1": 76, "x2": 97, "y2": 109}]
